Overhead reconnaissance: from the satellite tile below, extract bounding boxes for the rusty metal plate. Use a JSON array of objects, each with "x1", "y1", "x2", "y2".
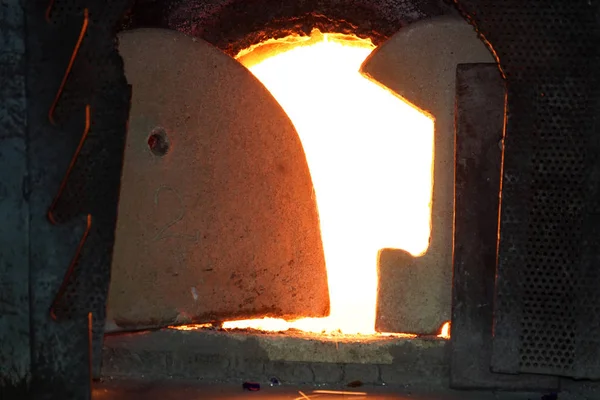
[
  {"x1": 450, "y1": 63, "x2": 558, "y2": 390},
  {"x1": 107, "y1": 28, "x2": 329, "y2": 330}
]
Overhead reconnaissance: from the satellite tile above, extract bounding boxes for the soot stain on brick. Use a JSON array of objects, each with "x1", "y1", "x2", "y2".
[{"x1": 123, "y1": 0, "x2": 447, "y2": 55}]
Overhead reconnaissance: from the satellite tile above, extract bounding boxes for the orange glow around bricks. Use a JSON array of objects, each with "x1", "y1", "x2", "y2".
[{"x1": 176, "y1": 30, "x2": 438, "y2": 337}]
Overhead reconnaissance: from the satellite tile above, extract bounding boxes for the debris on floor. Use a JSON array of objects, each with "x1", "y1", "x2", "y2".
[
  {"x1": 242, "y1": 382, "x2": 260, "y2": 391},
  {"x1": 347, "y1": 380, "x2": 363, "y2": 388},
  {"x1": 270, "y1": 377, "x2": 281, "y2": 386}
]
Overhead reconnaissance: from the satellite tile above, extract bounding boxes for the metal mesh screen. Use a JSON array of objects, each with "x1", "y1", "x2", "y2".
[{"x1": 453, "y1": 0, "x2": 600, "y2": 378}]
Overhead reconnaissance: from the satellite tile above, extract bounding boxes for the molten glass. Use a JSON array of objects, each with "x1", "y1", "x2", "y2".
[{"x1": 222, "y1": 30, "x2": 435, "y2": 335}]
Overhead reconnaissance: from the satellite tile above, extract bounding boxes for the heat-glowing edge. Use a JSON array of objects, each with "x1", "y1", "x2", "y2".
[
  {"x1": 438, "y1": 321, "x2": 450, "y2": 339},
  {"x1": 169, "y1": 320, "x2": 451, "y2": 339},
  {"x1": 176, "y1": 29, "x2": 438, "y2": 337}
]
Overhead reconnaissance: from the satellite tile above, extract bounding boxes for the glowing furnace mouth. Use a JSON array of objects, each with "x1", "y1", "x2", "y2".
[{"x1": 222, "y1": 29, "x2": 435, "y2": 336}]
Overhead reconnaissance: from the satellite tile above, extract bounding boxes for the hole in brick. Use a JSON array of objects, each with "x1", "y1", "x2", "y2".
[{"x1": 148, "y1": 127, "x2": 169, "y2": 156}]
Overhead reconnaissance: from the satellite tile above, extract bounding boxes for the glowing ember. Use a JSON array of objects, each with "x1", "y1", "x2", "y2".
[
  {"x1": 168, "y1": 323, "x2": 212, "y2": 331},
  {"x1": 225, "y1": 30, "x2": 434, "y2": 335},
  {"x1": 438, "y1": 321, "x2": 451, "y2": 339}
]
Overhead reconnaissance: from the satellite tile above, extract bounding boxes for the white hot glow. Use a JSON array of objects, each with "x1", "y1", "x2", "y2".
[{"x1": 222, "y1": 30, "x2": 435, "y2": 335}]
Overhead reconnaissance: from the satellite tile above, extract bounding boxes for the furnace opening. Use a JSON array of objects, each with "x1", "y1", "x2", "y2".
[{"x1": 209, "y1": 30, "x2": 435, "y2": 336}]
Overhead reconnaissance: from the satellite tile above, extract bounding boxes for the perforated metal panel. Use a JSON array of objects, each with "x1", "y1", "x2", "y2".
[{"x1": 453, "y1": 0, "x2": 600, "y2": 378}]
